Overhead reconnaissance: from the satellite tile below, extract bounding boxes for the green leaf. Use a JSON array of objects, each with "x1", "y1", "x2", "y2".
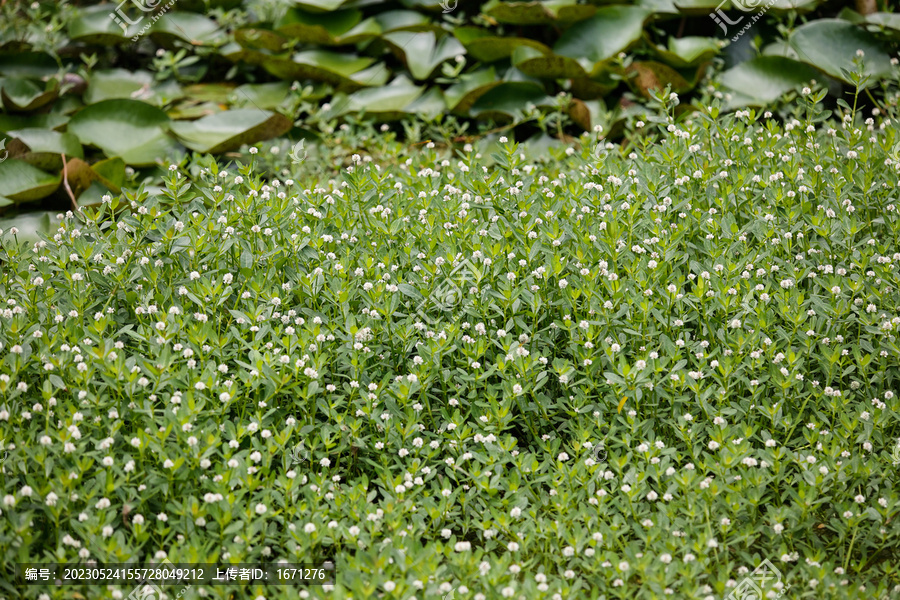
[
  {"x1": 0, "y1": 211, "x2": 63, "y2": 243},
  {"x1": 0, "y1": 52, "x2": 58, "y2": 79},
  {"x1": 374, "y1": 10, "x2": 432, "y2": 33},
  {"x1": 867, "y1": 12, "x2": 900, "y2": 33},
  {"x1": 327, "y1": 76, "x2": 425, "y2": 119},
  {"x1": 481, "y1": 0, "x2": 596, "y2": 24},
  {"x1": 276, "y1": 8, "x2": 380, "y2": 45},
  {"x1": 168, "y1": 109, "x2": 292, "y2": 153},
  {"x1": 291, "y1": 0, "x2": 353, "y2": 11},
  {"x1": 454, "y1": 27, "x2": 552, "y2": 63},
  {"x1": 627, "y1": 61, "x2": 692, "y2": 98},
  {"x1": 789, "y1": 20, "x2": 892, "y2": 84},
  {"x1": 718, "y1": 56, "x2": 820, "y2": 106},
  {"x1": 259, "y1": 50, "x2": 387, "y2": 90},
  {"x1": 0, "y1": 160, "x2": 61, "y2": 203},
  {"x1": 150, "y1": 12, "x2": 223, "y2": 45},
  {"x1": 555, "y1": 6, "x2": 649, "y2": 65},
  {"x1": 233, "y1": 28, "x2": 289, "y2": 52},
  {"x1": 68, "y1": 99, "x2": 180, "y2": 166},
  {"x1": 512, "y1": 46, "x2": 590, "y2": 79},
  {"x1": 470, "y1": 82, "x2": 552, "y2": 121},
  {"x1": 383, "y1": 31, "x2": 465, "y2": 81},
  {"x1": 5, "y1": 128, "x2": 82, "y2": 170},
  {"x1": 84, "y1": 70, "x2": 183, "y2": 105},
  {"x1": 68, "y1": 4, "x2": 140, "y2": 44},
  {"x1": 654, "y1": 36, "x2": 721, "y2": 68},
  {"x1": 230, "y1": 82, "x2": 291, "y2": 110},
  {"x1": 444, "y1": 68, "x2": 504, "y2": 113},
  {"x1": 1, "y1": 78, "x2": 58, "y2": 112}
]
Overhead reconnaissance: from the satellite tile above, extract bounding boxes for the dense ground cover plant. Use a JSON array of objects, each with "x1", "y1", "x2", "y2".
[
  {"x1": 3, "y1": 0, "x2": 900, "y2": 224},
  {"x1": 2, "y1": 89, "x2": 900, "y2": 599}
]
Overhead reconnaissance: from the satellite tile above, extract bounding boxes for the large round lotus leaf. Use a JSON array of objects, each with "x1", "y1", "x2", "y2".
[
  {"x1": 259, "y1": 51, "x2": 386, "y2": 90},
  {"x1": 6, "y1": 128, "x2": 83, "y2": 171},
  {"x1": 0, "y1": 159, "x2": 61, "y2": 203},
  {"x1": 481, "y1": 0, "x2": 596, "y2": 24},
  {"x1": 627, "y1": 61, "x2": 692, "y2": 98},
  {"x1": 718, "y1": 56, "x2": 820, "y2": 106},
  {"x1": 555, "y1": 6, "x2": 649, "y2": 65},
  {"x1": 68, "y1": 4, "x2": 141, "y2": 44},
  {"x1": 328, "y1": 76, "x2": 424, "y2": 117},
  {"x1": 84, "y1": 70, "x2": 183, "y2": 105},
  {"x1": 470, "y1": 82, "x2": 552, "y2": 121},
  {"x1": 1, "y1": 78, "x2": 59, "y2": 112},
  {"x1": 383, "y1": 31, "x2": 466, "y2": 81},
  {"x1": 67, "y1": 99, "x2": 179, "y2": 166},
  {"x1": 374, "y1": 10, "x2": 433, "y2": 33},
  {"x1": 150, "y1": 13, "x2": 222, "y2": 45},
  {"x1": 789, "y1": 20, "x2": 892, "y2": 84},
  {"x1": 234, "y1": 28, "x2": 289, "y2": 52},
  {"x1": 867, "y1": 12, "x2": 900, "y2": 34},
  {"x1": 230, "y1": 82, "x2": 291, "y2": 110},
  {"x1": 276, "y1": 8, "x2": 380, "y2": 45},
  {"x1": 455, "y1": 27, "x2": 552, "y2": 63},
  {"x1": 654, "y1": 37, "x2": 721, "y2": 68},
  {"x1": 292, "y1": 0, "x2": 352, "y2": 11},
  {"x1": 0, "y1": 52, "x2": 59, "y2": 79},
  {"x1": 444, "y1": 68, "x2": 503, "y2": 113},
  {"x1": 512, "y1": 46, "x2": 590, "y2": 79},
  {"x1": 0, "y1": 211, "x2": 64, "y2": 244},
  {"x1": 168, "y1": 109, "x2": 292, "y2": 153}
]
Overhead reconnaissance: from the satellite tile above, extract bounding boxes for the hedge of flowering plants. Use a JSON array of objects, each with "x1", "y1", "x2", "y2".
[{"x1": 3, "y1": 84, "x2": 900, "y2": 600}]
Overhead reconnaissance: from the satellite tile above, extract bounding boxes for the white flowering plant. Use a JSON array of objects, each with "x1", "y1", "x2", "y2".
[{"x1": 1, "y1": 88, "x2": 900, "y2": 600}]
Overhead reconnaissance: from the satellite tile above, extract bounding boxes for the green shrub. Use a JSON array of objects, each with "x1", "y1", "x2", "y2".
[{"x1": 1, "y1": 92, "x2": 900, "y2": 599}]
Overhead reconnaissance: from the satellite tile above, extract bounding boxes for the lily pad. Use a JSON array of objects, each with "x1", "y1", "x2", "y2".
[
  {"x1": 1, "y1": 78, "x2": 59, "y2": 112},
  {"x1": 481, "y1": 0, "x2": 597, "y2": 24},
  {"x1": 260, "y1": 50, "x2": 387, "y2": 90},
  {"x1": 0, "y1": 52, "x2": 59, "y2": 79},
  {"x1": 627, "y1": 61, "x2": 692, "y2": 98},
  {"x1": 374, "y1": 10, "x2": 433, "y2": 33},
  {"x1": 789, "y1": 19, "x2": 892, "y2": 84},
  {"x1": 555, "y1": 6, "x2": 649, "y2": 66},
  {"x1": 444, "y1": 68, "x2": 504, "y2": 112},
  {"x1": 230, "y1": 82, "x2": 291, "y2": 110},
  {"x1": 470, "y1": 82, "x2": 552, "y2": 121},
  {"x1": 67, "y1": 99, "x2": 179, "y2": 166},
  {"x1": 5, "y1": 128, "x2": 83, "y2": 171},
  {"x1": 168, "y1": 109, "x2": 292, "y2": 153},
  {"x1": 654, "y1": 37, "x2": 721, "y2": 68},
  {"x1": 150, "y1": 13, "x2": 223, "y2": 46},
  {"x1": 512, "y1": 46, "x2": 591, "y2": 79},
  {"x1": 276, "y1": 8, "x2": 380, "y2": 45},
  {"x1": 455, "y1": 27, "x2": 552, "y2": 63},
  {"x1": 84, "y1": 70, "x2": 183, "y2": 105},
  {"x1": 328, "y1": 76, "x2": 425, "y2": 119},
  {"x1": 68, "y1": 4, "x2": 142, "y2": 44},
  {"x1": 718, "y1": 55, "x2": 820, "y2": 105},
  {"x1": 383, "y1": 31, "x2": 466, "y2": 81},
  {"x1": 233, "y1": 28, "x2": 289, "y2": 52},
  {"x1": 0, "y1": 159, "x2": 61, "y2": 203}
]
